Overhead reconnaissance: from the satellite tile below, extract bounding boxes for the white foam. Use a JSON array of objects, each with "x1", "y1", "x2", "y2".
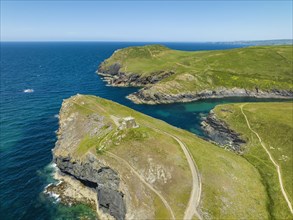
[
  {"x1": 54, "y1": 114, "x2": 59, "y2": 119},
  {"x1": 48, "y1": 162, "x2": 57, "y2": 169},
  {"x1": 23, "y1": 89, "x2": 34, "y2": 93},
  {"x1": 44, "y1": 183, "x2": 62, "y2": 203},
  {"x1": 46, "y1": 191, "x2": 61, "y2": 203}
]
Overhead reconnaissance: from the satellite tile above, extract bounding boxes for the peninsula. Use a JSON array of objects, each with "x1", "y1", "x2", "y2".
[
  {"x1": 47, "y1": 94, "x2": 274, "y2": 219},
  {"x1": 98, "y1": 45, "x2": 293, "y2": 104}
]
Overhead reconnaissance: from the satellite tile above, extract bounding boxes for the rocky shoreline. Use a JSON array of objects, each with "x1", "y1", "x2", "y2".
[
  {"x1": 201, "y1": 110, "x2": 246, "y2": 153},
  {"x1": 52, "y1": 154, "x2": 126, "y2": 220},
  {"x1": 127, "y1": 87, "x2": 293, "y2": 104},
  {"x1": 44, "y1": 168, "x2": 98, "y2": 211},
  {"x1": 98, "y1": 62, "x2": 293, "y2": 105}
]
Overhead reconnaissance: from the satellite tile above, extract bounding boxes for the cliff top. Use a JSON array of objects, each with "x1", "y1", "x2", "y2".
[{"x1": 212, "y1": 102, "x2": 293, "y2": 218}]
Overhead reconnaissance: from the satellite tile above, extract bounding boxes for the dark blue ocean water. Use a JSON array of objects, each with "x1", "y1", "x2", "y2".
[{"x1": 0, "y1": 42, "x2": 286, "y2": 219}]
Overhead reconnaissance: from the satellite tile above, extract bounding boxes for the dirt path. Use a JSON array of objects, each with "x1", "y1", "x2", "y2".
[
  {"x1": 169, "y1": 134, "x2": 202, "y2": 220},
  {"x1": 147, "y1": 48, "x2": 154, "y2": 57},
  {"x1": 240, "y1": 104, "x2": 293, "y2": 215},
  {"x1": 176, "y1": 62, "x2": 189, "y2": 68},
  {"x1": 150, "y1": 127, "x2": 202, "y2": 220},
  {"x1": 106, "y1": 152, "x2": 176, "y2": 220}
]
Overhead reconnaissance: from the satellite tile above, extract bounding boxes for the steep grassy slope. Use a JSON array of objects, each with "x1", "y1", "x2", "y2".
[
  {"x1": 212, "y1": 102, "x2": 293, "y2": 219},
  {"x1": 53, "y1": 94, "x2": 271, "y2": 219},
  {"x1": 98, "y1": 45, "x2": 293, "y2": 104}
]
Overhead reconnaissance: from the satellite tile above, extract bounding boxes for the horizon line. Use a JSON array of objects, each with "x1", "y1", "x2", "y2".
[{"x1": 1, "y1": 39, "x2": 292, "y2": 44}]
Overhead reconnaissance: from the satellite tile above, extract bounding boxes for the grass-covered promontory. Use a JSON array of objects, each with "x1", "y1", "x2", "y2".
[
  {"x1": 212, "y1": 102, "x2": 293, "y2": 219},
  {"x1": 54, "y1": 94, "x2": 273, "y2": 219},
  {"x1": 98, "y1": 45, "x2": 293, "y2": 104}
]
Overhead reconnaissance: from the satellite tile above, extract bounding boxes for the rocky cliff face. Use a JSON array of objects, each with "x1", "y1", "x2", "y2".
[
  {"x1": 201, "y1": 111, "x2": 246, "y2": 153},
  {"x1": 49, "y1": 96, "x2": 126, "y2": 220},
  {"x1": 98, "y1": 62, "x2": 175, "y2": 87},
  {"x1": 127, "y1": 87, "x2": 293, "y2": 104},
  {"x1": 53, "y1": 154, "x2": 126, "y2": 220}
]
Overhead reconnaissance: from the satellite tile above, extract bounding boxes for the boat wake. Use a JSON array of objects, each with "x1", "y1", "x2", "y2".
[{"x1": 23, "y1": 89, "x2": 34, "y2": 93}]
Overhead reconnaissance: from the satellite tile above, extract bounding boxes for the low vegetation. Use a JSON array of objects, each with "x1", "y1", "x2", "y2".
[
  {"x1": 99, "y1": 45, "x2": 293, "y2": 103},
  {"x1": 213, "y1": 102, "x2": 293, "y2": 219}
]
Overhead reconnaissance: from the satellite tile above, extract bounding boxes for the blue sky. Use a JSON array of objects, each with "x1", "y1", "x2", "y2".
[{"x1": 1, "y1": 1, "x2": 292, "y2": 42}]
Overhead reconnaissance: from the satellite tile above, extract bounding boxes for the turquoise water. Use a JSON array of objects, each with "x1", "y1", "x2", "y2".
[{"x1": 0, "y1": 42, "x2": 285, "y2": 219}]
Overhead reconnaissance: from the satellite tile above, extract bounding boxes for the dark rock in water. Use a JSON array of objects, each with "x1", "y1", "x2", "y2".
[
  {"x1": 201, "y1": 111, "x2": 246, "y2": 153},
  {"x1": 98, "y1": 187, "x2": 126, "y2": 220}
]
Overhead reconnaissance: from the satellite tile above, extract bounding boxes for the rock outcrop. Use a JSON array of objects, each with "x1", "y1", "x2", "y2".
[
  {"x1": 98, "y1": 62, "x2": 175, "y2": 87},
  {"x1": 201, "y1": 111, "x2": 246, "y2": 153},
  {"x1": 53, "y1": 154, "x2": 126, "y2": 220}
]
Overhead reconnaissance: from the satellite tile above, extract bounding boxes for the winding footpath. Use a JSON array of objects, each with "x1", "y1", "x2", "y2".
[
  {"x1": 240, "y1": 104, "x2": 293, "y2": 215},
  {"x1": 168, "y1": 133, "x2": 202, "y2": 220},
  {"x1": 150, "y1": 127, "x2": 202, "y2": 220}
]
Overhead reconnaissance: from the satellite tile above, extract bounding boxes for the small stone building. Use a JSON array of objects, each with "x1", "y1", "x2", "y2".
[{"x1": 119, "y1": 117, "x2": 139, "y2": 130}]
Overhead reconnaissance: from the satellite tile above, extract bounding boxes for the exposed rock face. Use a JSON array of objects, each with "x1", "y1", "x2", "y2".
[
  {"x1": 51, "y1": 96, "x2": 126, "y2": 220},
  {"x1": 53, "y1": 153, "x2": 126, "y2": 220},
  {"x1": 98, "y1": 187, "x2": 126, "y2": 220},
  {"x1": 98, "y1": 62, "x2": 175, "y2": 87},
  {"x1": 127, "y1": 87, "x2": 293, "y2": 104},
  {"x1": 201, "y1": 111, "x2": 246, "y2": 153}
]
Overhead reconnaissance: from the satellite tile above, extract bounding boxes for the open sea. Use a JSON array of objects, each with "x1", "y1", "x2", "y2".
[{"x1": 0, "y1": 42, "x2": 286, "y2": 219}]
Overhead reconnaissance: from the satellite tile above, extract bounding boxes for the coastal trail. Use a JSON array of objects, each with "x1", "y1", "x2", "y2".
[
  {"x1": 240, "y1": 104, "x2": 293, "y2": 215},
  {"x1": 149, "y1": 126, "x2": 202, "y2": 220}
]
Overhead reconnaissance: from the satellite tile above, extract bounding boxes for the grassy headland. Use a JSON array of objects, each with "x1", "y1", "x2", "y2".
[
  {"x1": 54, "y1": 94, "x2": 271, "y2": 219},
  {"x1": 98, "y1": 45, "x2": 293, "y2": 104}
]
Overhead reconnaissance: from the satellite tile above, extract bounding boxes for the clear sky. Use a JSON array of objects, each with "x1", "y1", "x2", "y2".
[{"x1": 1, "y1": 0, "x2": 292, "y2": 42}]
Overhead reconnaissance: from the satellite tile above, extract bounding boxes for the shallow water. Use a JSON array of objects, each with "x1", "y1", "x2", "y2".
[{"x1": 0, "y1": 42, "x2": 286, "y2": 219}]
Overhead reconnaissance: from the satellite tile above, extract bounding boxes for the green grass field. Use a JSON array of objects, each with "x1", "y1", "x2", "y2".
[
  {"x1": 63, "y1": 95, "x2": 273, "y2": 219},
  {"x1": 213, "y1": 102, "x2": 293, "y2": 219},
  {"x1": 100, "y1": 44, "x2": 293, "y2": 97}
]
